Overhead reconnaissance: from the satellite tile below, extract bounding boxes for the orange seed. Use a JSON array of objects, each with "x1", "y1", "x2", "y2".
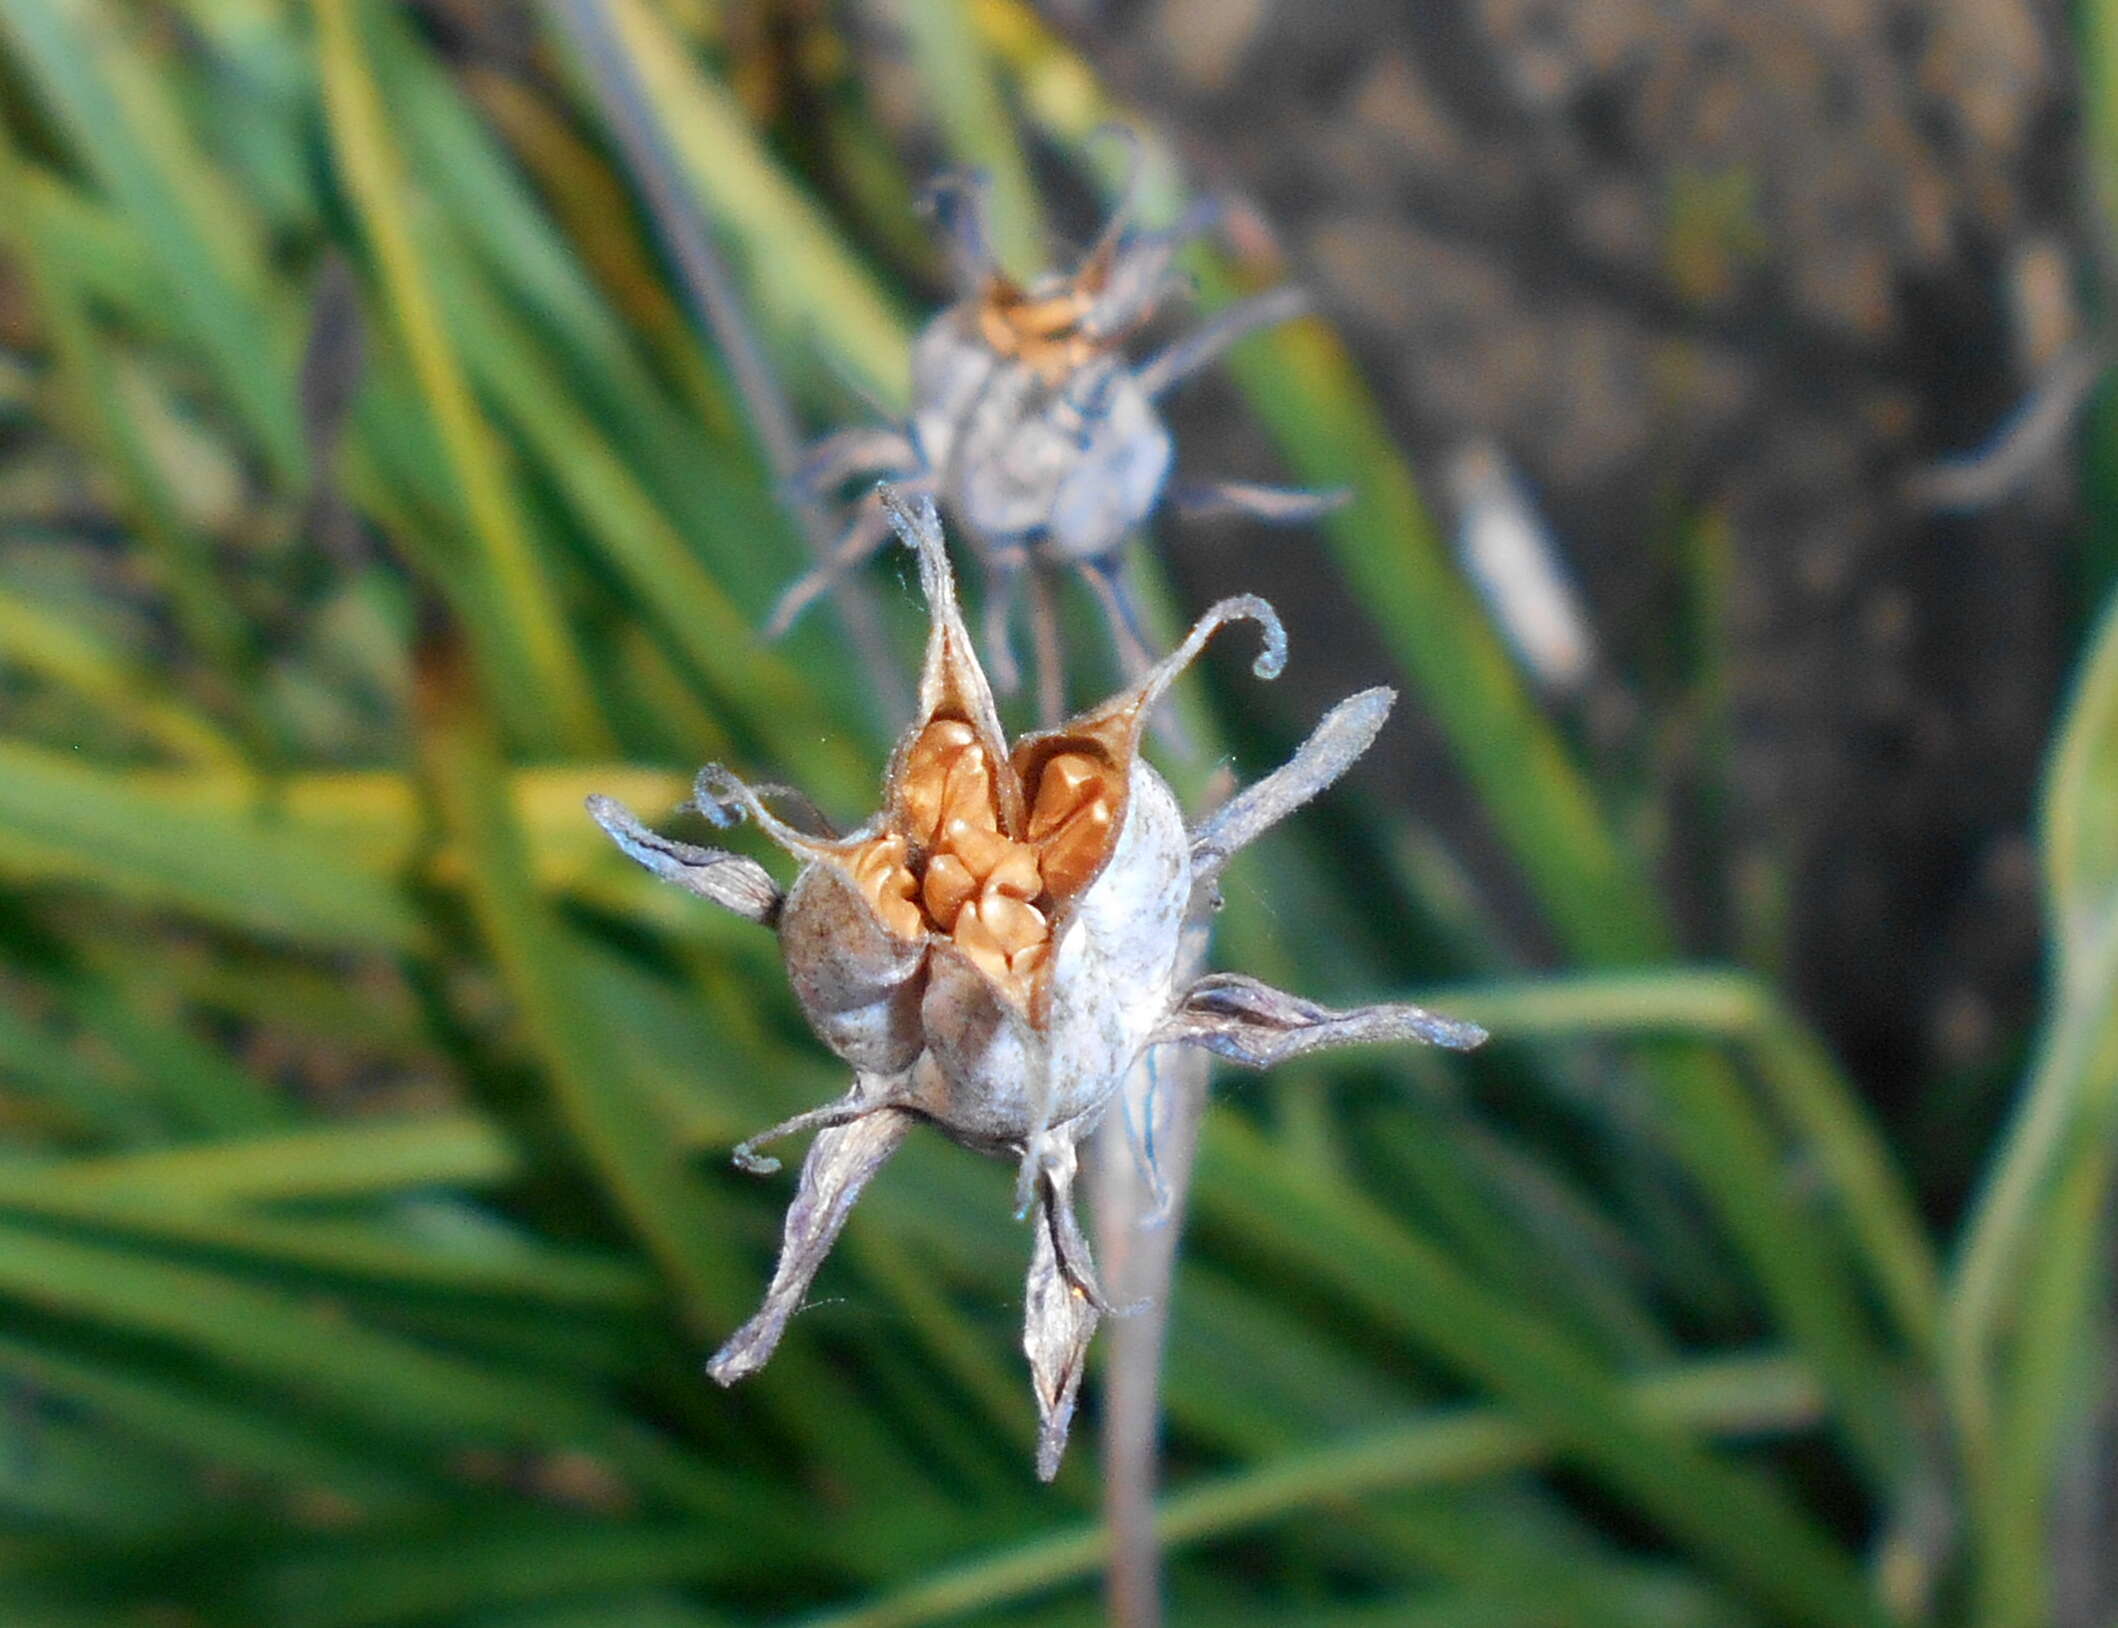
[
  {"x1": 921, "y1": 852, "x2": 978, "y2": 930},
  {"x1": 1036, "y1": 798, "x2": 1115, "y2": 900}
]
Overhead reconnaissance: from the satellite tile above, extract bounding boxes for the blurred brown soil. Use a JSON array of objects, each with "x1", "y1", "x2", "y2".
[{"x1": 1026, "y1": 0, "x2": 2082, "y2": 1125}]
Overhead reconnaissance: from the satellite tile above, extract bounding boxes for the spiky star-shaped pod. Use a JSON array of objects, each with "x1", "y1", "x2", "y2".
[{"x1": 591, "y1": 492, "x2": 1483, "y2": 1478}]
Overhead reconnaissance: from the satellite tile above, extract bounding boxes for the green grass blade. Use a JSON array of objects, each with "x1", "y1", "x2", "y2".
[
  {"x1": 0, "y1": 0, "x2": 300, "y2": 479},
  {"x1": 1436, "y1": 969, "x2": 1940, "y2": 1356},
  {"x1": 51, "y1": 1114, "x2": 522, "y2": 1205},
  {"x1": 0, "y1": 1179, "x2": 655, "y2": 1309},
  {"x1": 0, "y1": 1411, "x2": 208, "y2": 1539},
  {"x1": 0, "y1": 586, "x2": 244, "y2": 768},
  {"x1": 0, "y1": 1218, "x2": 755, "y2": 1523},
  {"x1": 1978, "y1": 1137, "x2": 2114, "y2": 1628},
  {"x1": 1195, "y1": 1118, "x2": 1889, "y2": 1628},
  {"x1": 253, "y1": 1517, "x2": 747, "y2": 1628},
  {"x1": 411, "y1": 630, "x2": 741, "y2": 1333},
  {"x1": 429, "y1": 258, "x2": 873, "y2": 805},
  {"x1": 1947, "y1": 587, "x2": 2118, "y2": 1384},
  {"x1": 795, "y1": 1352, "x2": 1822, "y2": 1628},
  {"x1": 0, "y1": 130, "x2": 261, "y2": 735},
  {"x1": 367, "y1": 7, "x2": 654, "y2": 408},
  {"x1": 0, "y1": 1000, "x2": 167, "y2": 1145},
  {"x1": 0, "y1": 1218, "x2": 607, "y2": 1445},
  {"x1": 45, "y1": 963, "x2": 291, "y2": 1138},
  {"x1": 411, "y1": 624, "x2": 930, "y2": 1503},
  {"x1": 460, "y1": 1594, "x2": 732, "y2": 1628},
  {"x1": 0, "y1": 1331, "x2": 429, "y2": 1511}
]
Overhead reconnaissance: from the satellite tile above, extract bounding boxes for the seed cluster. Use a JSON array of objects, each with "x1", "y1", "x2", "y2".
[
  {"x1": 849, "y1": 717, "x2": 1119, "y2": 995},
  {"x1": 974, "y1": 279, "x2": 1109, "y2": 385}
]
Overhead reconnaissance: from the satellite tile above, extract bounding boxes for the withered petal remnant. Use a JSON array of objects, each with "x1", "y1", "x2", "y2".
[{"x1": 592, "y1": 491, "x2": 1483, "y2": 1478}]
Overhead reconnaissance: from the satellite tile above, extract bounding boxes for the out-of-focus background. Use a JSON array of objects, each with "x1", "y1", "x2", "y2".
[{"x1": 0, "y1": 1, "x2": 2112, "y2": 1625}]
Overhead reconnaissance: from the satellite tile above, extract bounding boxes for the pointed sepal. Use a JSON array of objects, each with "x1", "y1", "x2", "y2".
[
  {"x1": 708, "y1": 1100, "x2": 915, "y2": 1386},
  {"x1": 1155, "y1": 971, "x2": 1487, "y2": 1066}
]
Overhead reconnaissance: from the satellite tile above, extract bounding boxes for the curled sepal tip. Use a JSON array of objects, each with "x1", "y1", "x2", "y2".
[
  {"x1": 706, "y1": 1104, "x2": 914, "y2": 1386},
  {"x1": 586, "y1": 796, "x2": 782, "y2": 927},
  {"x1": 879, "y1": 486, "x2": 951, "y2": 609},
  {"x1": 1191, "y1": 594, "x2": 1288, "y2": 683},
  {"x1": 690, "y1": 765, "x2": 853, "y2": 866},
  {"x1": 1044, "y1": 593, "x2": 1286, "y2": 768}
]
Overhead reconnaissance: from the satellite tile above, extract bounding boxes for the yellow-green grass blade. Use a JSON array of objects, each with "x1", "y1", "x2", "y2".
[
  {"x1": 572, "y1": 0, "x2": 913, "y2": 409},
  {"x1": 367, "y1": 6, "x2": 665, "y2": 414},
  {"x1": 0, "y1": 588, "x2": 244, "y2": 769},
  {"x1": 47, "y1": 1114, "x2": 522, "y2": 1205},
  {"x1": 0, "y1": 739, "x2": 421, "y2": 951},
  {"x1": 1979, "y1": 1136, "x2": 2113, "y2": 1628},
  {"x1": 413, "y1": 631, "x2": 738, "y2": 1330},
  {"x1": 0, "y1": 756, "x2": 713, "y2": 948},
  {"x1": 462, "y1": 54, "x2": 754, "y2": 438},
  {"x1": 1947, "y1": 579, "x2": 2118, "y2": 1626},
  {"x1": 10, "y1": 165, "x2": 161, "y2": 320},
  {"x1": 0, "y1": 127, "x2": 261, "y2": 737},
  {"x1": 428, "y1": 252, "x2": 875, "y2": 805},
  {"x1": 314, "y1": 0, "x2": 609, "y2": 756},
  {"x1": 368, "y1": 1, "x2": 786, "y2": 606}
]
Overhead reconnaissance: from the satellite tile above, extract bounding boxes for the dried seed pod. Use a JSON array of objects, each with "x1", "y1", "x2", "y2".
[
  {"x1": 591, "y1": 492, "x2": 1485, "y2": 1478},
  {"x1": 767, "y1": 160, "x2": 1346, "y2": 698}
]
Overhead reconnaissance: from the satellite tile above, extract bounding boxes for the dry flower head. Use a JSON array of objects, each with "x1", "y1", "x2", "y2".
[
  {"x1": 767, "y1": 155, "x2": 1345, "y2": 700},
  {"x1": 591, "y1": 491, "x2": 1484, "y2": 1478}
]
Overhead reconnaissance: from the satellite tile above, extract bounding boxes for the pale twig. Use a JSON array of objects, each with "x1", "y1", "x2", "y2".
[
  {"x1": 1091, "y1": 944, "x2": 1212, "y2": 1628},
  {"x1": 1899, "y1": 342, "x2": 2109, "y2": 513},
  {"x1": 1028, "y1": 563, "x2": 1066, "y2": 727},
  {"x1": 544, "y1": 0, "x2": 909, "y2": 724}
]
